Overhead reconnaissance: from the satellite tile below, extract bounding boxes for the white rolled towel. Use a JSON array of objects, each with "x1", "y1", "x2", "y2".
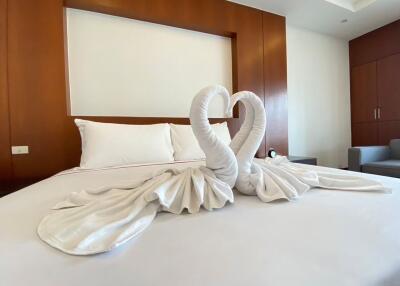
[
  {"x1": 229, "y1": 91, "x2": 390, "y2": 202},
  {"x1": 37, "y1": 85, "x2": 238, "y2": 255}
]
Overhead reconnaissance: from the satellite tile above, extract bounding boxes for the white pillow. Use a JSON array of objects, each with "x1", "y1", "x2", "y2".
[
  {"x1": 75, "y1": 119, "x2": 174, "y2": 169},
  {"x1": 171, "y1": 122, "x2": 231, "y2": 161}
]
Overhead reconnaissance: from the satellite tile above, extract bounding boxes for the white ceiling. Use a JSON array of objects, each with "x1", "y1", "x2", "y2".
[
  {"x1": 228, "y1": 0, "x2": 400, "y2": 40},
  {"x1": 323, "y1": 0, "x2": 377, "y2": 12}
]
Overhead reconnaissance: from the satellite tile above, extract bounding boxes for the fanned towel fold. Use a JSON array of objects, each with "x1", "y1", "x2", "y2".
[
  {"x1": 253, "y1": 156, "x2": 390, "y2": 202},
  {"x1": 37, "y1": 167, "x2": 233, "y2": 255}
]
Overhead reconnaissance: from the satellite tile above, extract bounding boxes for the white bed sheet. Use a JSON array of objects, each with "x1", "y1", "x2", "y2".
[{"x1": 1, "y1": 160, "x2": 400, "y2": 286}]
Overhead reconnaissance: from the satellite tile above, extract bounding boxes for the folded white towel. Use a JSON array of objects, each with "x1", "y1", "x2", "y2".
[
  {"x1": 254, "y1": 156, "x2": 390, "y2": 202},
  {"x1": 37, "y1": 85, "x2": 238, "y2": 255},
  {"x1": 229, "y1": 91, "x2": 390, "y2": 202}
]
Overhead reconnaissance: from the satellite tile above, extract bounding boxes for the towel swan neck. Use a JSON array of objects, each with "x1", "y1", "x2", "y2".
[
  {"x1": 229, "y1": 91, "x2": 266, "y2": 194},
  {"x1": 190, "y1": 85, "x2": 238, "y2": 188}
]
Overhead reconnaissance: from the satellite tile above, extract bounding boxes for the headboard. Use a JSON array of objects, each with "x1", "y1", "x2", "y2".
[{"x1": 2, "y1": 0, "x2": 288, "y2": 181}]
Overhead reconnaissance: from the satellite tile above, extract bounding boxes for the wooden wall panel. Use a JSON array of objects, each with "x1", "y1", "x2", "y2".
[
  {"x1": 232, "y1": 4, "x2": 265, "y2": 156},
  {"x1": 352, "y1": 122, "x2": 378, "y2": 146},
  {"x1": 377, "y1": 53, "x2": 400, "y2": 122},
  {"x1": 379, "y1": 121, "x2": 400, "y2": 146},
  {"x1": 3, "y1": 0, "x2": 288, "y2": 182},
  {"x1": 263, "y1": 12, "x2": 288, "y2": 155},
  {"x1": 0, "y1": 0, "x2": 13, "y2": 182},
  {"x1": 8, "y1": 0, "x2": 71, "y2": 179},
  {"x1": 350, "y1": 19, "x2": 400, "y2": 67},
  {"x1": 65, "y1": 0, "x2": 231, "y2": 37},
  {"x1": 350, "y1": 62, "x2": 377, "y2": 123}
]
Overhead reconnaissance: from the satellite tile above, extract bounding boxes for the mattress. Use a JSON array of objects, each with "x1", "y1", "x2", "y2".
[{"x1": 1, "y1": 160, "x2": 400, "y2": 286}]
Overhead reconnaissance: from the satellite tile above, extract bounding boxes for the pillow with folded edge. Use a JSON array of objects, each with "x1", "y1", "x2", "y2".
[
  {"x1": 170, "y1": 122, "x2": 231, "y2": 161},
  {"x1": 75, "y1": 119, "x2": 175, "y2": 169}
]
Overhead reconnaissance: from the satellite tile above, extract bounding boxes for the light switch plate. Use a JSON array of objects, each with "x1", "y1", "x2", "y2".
[{"x1": 11, "y1": 146, "x2": 29, "y2": 155}]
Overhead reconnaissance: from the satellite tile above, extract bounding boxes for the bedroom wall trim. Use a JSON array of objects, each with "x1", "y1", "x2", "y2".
[{"x1": 1, "y1": 0, "x2": 288, "y2": 186}]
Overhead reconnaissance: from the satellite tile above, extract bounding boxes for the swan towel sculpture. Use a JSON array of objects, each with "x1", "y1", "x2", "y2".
[
  {"x1": 228, "y1": 91, "x2": 390, "y2": 202},
  {"x1": 38, "y1": 85, "x2": 389, "y2": 255},
  {"x1": 37, "y1": 86, "x2": 238, "y2": 255}
]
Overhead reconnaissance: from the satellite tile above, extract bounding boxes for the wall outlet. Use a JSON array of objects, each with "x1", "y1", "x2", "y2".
[{"x1": 11, "y1": 146, "x2": 29, "y2": 155}]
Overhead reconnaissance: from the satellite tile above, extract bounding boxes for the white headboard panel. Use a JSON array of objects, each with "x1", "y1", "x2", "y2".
[{"x1": 66, "y1": 8, "x2": 233, "y2": 118}]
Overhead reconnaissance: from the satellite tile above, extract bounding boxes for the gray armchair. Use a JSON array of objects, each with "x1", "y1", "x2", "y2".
[{"x1": 348, "y1": 139, "x2": 400, "y2": 178}]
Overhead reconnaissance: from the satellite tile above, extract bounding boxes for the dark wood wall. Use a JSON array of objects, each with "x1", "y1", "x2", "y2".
[
  {"x1": 263, "y1": 13, "x2": 288, "y2": 153},
  {"x1": 0, "y1": 0, "x2": 13, "y2": 183},
  {"x1": 350, "y1": 20, "x2": 400, "y2": 146},
  {"x1": 350, "y1": 20, "x2": 400, "y2": 67},
  {"x1": 1, "y1": 0, "x2": 288, "y2": 191}
]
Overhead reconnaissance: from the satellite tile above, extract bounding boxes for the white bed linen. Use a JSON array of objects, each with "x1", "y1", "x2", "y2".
[{"x1": 1, "y1": 160, "x2": 400, "y2": 286}]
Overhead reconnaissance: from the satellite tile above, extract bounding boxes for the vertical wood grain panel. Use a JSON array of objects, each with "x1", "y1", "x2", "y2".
[
  {"x1": 378, "y1": 121, "x2": 400, "y2": 146},
  {"x1": 377, "y1": 53, "x2": 400, "y2": 121},
  {"x1": 352, "y1": 122, "x2": 378, "y2": 146},
  {"x1": 349, "y1": 19, "x2": 400, "y2": 67},
  {"x1": 230, "y1": 4, "x2": 266, "y2": 157},
  {"x1": 8, "y1": 0, "x2": 71, "y2": 179},
  {"x1": 350, "y1": 62, "x2": 377, "y2": 123},
  {"x1": 0, "y1": 0, "x2": 13, "y2": 181},
  {"x1": 263, "y1": 12, "x2": 288, "y2": 155}
]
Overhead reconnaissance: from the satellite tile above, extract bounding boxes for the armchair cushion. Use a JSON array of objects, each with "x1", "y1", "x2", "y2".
[
  {"x1": 390, "y1": 139, "x2": 400, "y2": 159},
  {"x1": 348, "y1": 146, "x2": 391, "y2": 172},
  {"x1": 362, "y1": 160, "x2": 400, "y2": 178}
]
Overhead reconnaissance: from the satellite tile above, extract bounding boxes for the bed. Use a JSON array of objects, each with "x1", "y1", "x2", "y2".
[{"x1": 1, "y1": 159, "x2": 400, "y2": 286}]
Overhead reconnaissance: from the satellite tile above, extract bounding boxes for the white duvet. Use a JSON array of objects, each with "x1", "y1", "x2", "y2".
[{"x1": 1, "y1": 161, "x2": 400, "y2": 286}]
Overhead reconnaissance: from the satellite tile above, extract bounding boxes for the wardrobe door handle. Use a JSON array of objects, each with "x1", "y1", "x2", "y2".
[
  {"x1": 374, "y1": 108, "x2": 377, "y2": 120},
  {"x1": 378, "y1": 108, "x2": 381, "y2": 120}
]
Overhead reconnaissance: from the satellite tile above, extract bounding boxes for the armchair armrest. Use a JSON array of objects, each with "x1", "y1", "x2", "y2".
[{"x1": 348, "y1": 146, "x2": 391, "y2": 172}]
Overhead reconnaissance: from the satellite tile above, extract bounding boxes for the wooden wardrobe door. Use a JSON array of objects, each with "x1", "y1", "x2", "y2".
[
  {"x1": 352, "y1": 122, "x2": 379, "y2": 146},
  {"x1": 378, "y1": 121, "x2": 400, "y2": 145},
  {"x1": 378, "y1": 53, "x2": 400, "y2": 121},
  {"x1": 351, "y1": 62, "x2": 377, "y2": 123}
]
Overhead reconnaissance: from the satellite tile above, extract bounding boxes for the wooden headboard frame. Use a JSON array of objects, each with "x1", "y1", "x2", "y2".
[
  {"x1": 2, "y1": 0, "x2": 287, "y2": 181},
  {"x1": 63, "y1": 0, "x2": 240, "y2": 147}
]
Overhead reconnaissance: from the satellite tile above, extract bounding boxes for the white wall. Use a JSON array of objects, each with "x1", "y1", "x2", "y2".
[
  {"x1": 66, "y1": 8, "x2": 232, "y2": 118},
  {"x1": 286, "y1": 25, "x2": 351, "y2": 168}
]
